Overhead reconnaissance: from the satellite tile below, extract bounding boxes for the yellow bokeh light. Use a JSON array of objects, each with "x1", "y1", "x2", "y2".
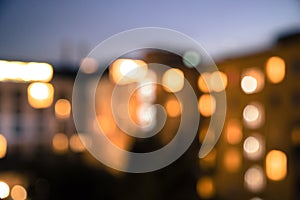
[
  {"x1": 241, "y1": 69, "x2": 264, "y2": 94},
  {"x1": 11, "y1": 185, "x2": 27, "y2": 200},
  {"x1": 70, "y1": 134, "x2": 85, "y2": 153},
  {"x1": 225, "y1": 119, "x2": 243, "y2": 144},
  {"x1": 162, "y1": 68, "x2": 184, "y2": 93},
  {"x1": 210, "y1": 71, "x2": 228, "y2": 92},
  {"x1": 0, "y1": 181, "x2": 10, "y2": 199},
  {"x1": 165, "y1": 98, "x2": 181, "y2": 117},
  {"x1": 28, "y1": 82, "x2": 54, "y2": 109},
  {"x1": 198, "y1": 72, "x2": 211, "y2": 93},
  {"x1": 198, "y1": 94, "x2": 216, "y2": 117},
  {"x1": 196, "y1": 177, "x2": 215, "y2": 199},
  {"x1": 224, "y1": 148, "x2": 242, "y2": 173},
  {"x1": 55, "y1": 99, "x2": 71, "y2": 119},
  {"x1": 52, "y1": 133, "x2": 69, "y2": 154},
  {"x1": 244, "y1": 165, "x2": 266, "y2": 192},
  {"x1": 266, "y1": 56, "x2": 285, "y2": 84},
  {"x1": 266, "y1": 150, "x2": 287, "y2": 181},
  {"x1": 110, "y1": 59, "x2": 147, "y2": 85},
  {"x1": 0, "y1": 134, "x2": 7, "y2": 159},
  {"x1": 0, "y1": 60, "x2": 53, "y2": 82}
]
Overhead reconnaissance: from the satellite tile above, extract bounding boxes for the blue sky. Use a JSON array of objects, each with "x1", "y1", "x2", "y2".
[{"x1": 0, "y1": 0, "x2": 299, "y2": 65}]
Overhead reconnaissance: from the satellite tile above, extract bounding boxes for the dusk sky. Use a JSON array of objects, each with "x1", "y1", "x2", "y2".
[{"x1": 0, "y1": 0, "x2": 300, "y2": 65}]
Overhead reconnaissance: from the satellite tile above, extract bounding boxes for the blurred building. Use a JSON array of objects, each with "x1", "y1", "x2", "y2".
[
  {"x1": 202, "y1": 32, "x2": 300, "y2": 200},
  {"x1": 0, "y1": 32, "x2": 299, "y2": 200}
]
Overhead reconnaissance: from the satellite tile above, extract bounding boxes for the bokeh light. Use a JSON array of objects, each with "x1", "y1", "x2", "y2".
[
  {"x1": 224, "y1": 148, "x2": 242, "y2": 173},
  {"x1": 225, "y1": 119, "x2": 243, "y2": 144},
  {"x1": 241, "y1": 69, "x2": 264, "y2": 94},
  {"x1": 250, "y1": 198, "x2": 263, "y2": 200},
  {"x1": 266, "y1": 56, "x2": 285, "y2": 84},
  {"x1": 199, "y1": 148, "x2": 217, "y2": 169},
  {"x1": 243, "y1": 135, "x2": 264, "y2": 160},
  {"x1": 198, "y1": 72, "x2": 211, "y2": 93},
  {"x1": 196, "y1": 176, "x2": 215, "y2": 199},
  {"x1": 80, "y1": 57, "x2": 98, "y2": 74},
  {"x1": 0, "y1": 181, "x2": 10, "y2": 199},
  {"x1": 55, "y1": 99, "x2": 71, "y2": 119},
  {"x1": 110, "y1": 59, "x2": 147, "y2": 85},
  {"x1": 165, "y1": 97, "x2": 181, "y2": 117},
  {"x1": 0, "y1": 60, "x2": 53, "y2": 82},
  {"x1": 210, "y1": 71, "x2": 228, "y2": 92},
  {"x1": 244, "y1": 165, "x2": 266, "y2": 193},
  {"x1": 11, "y1": 185, "x2": 27, "y2": 200},
  {"x1": 183, "y1": 51, "x2": 201, "y2": 67},
  {"x1": 291, "y1": 126, "x2": 300, "y2": 145},
  {"x1": 198, "y1": 94, "x2": 216, "y2": 117},
  {"x1": 243, "y1": 103, "x2": 264, "y2": 129},
  {"x1": 137, "y1": 104, "x2": 156, "y2": 129},
  {"x1": 241, "y1": 76, "x2": 257, "y2": 94},
  {"x1": 70, "y1": 134, "x2": 85, "y2": 153},
  {"x1": 52, "y1": 133, "x2": 69, "y2": 154},
  {"x1": 0, "y1": 134, "x2": 7, "y2": 159},
  {"x1": 137, "y1": 78, "x2": 156, "y2": 103},
  {"x1": 162, "y1": 68, "x2": 184, "y2": 93},
  {"x1": 266, "y1": 150, "x2": 287, "y2": 181},
  {"x1": 28, "y1": 82, "x2": 54, "y2": 109}
]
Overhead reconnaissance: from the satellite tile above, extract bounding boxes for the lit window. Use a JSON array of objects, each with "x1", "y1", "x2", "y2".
[{"x1": 266, "y1": 56, "x2": 285, "y2": 84}]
